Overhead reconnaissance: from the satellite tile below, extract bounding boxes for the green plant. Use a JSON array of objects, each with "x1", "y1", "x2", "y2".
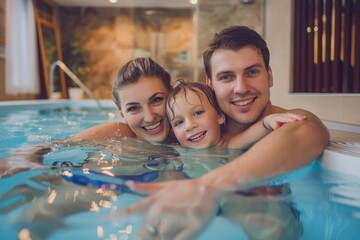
[{"x1": 62, "y1": 40, "x2": 89, "y2": 87}]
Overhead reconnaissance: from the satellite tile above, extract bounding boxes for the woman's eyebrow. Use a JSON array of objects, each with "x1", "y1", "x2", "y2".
[
  {"x1": 124, "y1": 102, "x2": 139, "y2": 107},
  {"x1": 149, "y1": 92, "x2": 165, "y2": 100}
]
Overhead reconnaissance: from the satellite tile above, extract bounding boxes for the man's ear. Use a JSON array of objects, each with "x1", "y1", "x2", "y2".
[
  {"x1": 218, "y1": 112, "x2": 225, "y2": 125},
  {"x1": 267, "y1": 66, "x2": 274, "y2": 88},
  {"x1": 206, "y1": 77, "x2": 213, "y2": 89}
]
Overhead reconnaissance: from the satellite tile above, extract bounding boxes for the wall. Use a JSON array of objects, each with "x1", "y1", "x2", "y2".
[
  {"x1": 196, "y1": 0, "x2": 264, "y2": 82},
  {"x1": 266, "y1": 0, "x2": 360, "y2": 125},
  {"x1": 59, "y1": 7, "x2": 194, "y2": 99},
  {"x1": 58, "y1": 2, "x2": 264, "y2": 99},
  {"x1": 0, "y1": 59, "x2": 4, "y2": 94}
]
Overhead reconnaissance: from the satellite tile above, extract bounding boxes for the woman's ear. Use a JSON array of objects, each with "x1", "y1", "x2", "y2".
[{"x1": 119, "y1": 111, "x2": 126, "y2": 122}]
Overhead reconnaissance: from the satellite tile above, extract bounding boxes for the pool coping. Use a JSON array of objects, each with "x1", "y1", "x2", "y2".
[{"x1": 321, "y1": 121, "x2": 360, "y2": 177}]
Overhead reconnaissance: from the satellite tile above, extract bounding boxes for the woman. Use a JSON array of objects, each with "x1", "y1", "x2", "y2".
[
  {"x1": 69, "y1": 57, "x2": 175, "y2": 144},
  {"x1": 0, "y1": 57, "x2": 176, "y2": 177}
]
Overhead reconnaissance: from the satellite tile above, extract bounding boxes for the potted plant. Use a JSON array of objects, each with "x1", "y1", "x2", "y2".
[{"x1": 62, "y1": 40, "x2": 89, "y2": 99}]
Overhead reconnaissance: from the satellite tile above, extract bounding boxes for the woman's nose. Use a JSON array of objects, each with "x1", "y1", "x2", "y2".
[{"x1": 143, "y1": 106, "x2": 156, "y2": 122}]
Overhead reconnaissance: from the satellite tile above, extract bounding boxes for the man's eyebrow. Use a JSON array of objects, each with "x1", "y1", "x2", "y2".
[
  {"x1": 215, "y1": 70, "x2": 233, "y2": 78},
  {"x1": 244, "y1": 63, "x2": 263, "y2": 71}
]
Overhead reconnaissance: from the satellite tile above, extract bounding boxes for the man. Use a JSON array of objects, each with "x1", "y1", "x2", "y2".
[{"x1": 123, "y1": 26, "x2": 330, "y2": 239}]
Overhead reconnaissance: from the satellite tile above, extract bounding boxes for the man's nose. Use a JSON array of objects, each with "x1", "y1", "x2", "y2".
[{"x1": 233, "y1": 77, "x2": 248, "y2": 94}]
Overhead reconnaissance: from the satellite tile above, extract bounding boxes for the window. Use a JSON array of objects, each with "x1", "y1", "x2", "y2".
[
  {"x1": 0, "y1": 0, "x2": 5, "y2": 58},
  {"x1": 293, "y1": 0, "x2": 360, "y2": 93}
]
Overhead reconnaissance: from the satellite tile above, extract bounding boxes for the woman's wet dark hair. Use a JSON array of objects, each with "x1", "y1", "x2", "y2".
[
  {"x1": 112, "y1": 57, "x2": 172, "y2": 110},
  {"x1": 203, "y1": 26, "x2": 270, "y2": 80}
]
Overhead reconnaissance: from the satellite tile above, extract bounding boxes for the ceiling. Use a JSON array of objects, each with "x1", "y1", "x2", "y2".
[{"x1": 53, "y1": 0, "x2": 197, "y2": 8}]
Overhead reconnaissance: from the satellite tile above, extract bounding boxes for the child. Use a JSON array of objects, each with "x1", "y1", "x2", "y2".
[{"x1": 167, "y1": 79, "x2": 306, "y2": 149}]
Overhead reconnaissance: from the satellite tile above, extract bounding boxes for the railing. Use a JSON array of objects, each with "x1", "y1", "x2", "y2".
[{"x1": 49, "y1": 60, "x2": 102, "y2": 108}]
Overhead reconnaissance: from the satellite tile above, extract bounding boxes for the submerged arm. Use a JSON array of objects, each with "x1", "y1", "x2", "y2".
[{"x1": 0, "y1": 122, "x2": 136, "y2": 178}]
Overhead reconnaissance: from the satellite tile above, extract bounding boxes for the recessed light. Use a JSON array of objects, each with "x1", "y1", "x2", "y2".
[{"x1": 109, "y1": 0, "x2": 118, "y2": 3}]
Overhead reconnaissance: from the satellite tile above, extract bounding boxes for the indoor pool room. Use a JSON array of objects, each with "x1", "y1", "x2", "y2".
[{"x1": 0, "y1": 0, "x2": 360, "y2": 240}]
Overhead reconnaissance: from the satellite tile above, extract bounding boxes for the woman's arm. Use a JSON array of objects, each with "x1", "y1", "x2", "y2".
[
  {"x1": 68, "y1": 122, "x2": 136, "y2": 142},
  {"x1": 0, "y1": 122, "x2": 136, "y2": 178}
]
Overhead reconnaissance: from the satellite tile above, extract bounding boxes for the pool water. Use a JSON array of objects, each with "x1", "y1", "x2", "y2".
[{"x1": 0, "y1": 102, "x2": 359, "y2": 240}]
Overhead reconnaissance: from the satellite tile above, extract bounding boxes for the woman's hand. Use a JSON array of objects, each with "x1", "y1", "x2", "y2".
[
  {"x1": 122, "y1": 179, "x2": 223, "y2": 240},
  {"x1": 0, "y1": 144, "x2": 51, "y2": 178}
]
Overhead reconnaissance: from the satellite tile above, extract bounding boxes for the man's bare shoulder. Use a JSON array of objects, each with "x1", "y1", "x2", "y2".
[{"x1": 269, "y1": 105, "x2": 319, "y2": 120}]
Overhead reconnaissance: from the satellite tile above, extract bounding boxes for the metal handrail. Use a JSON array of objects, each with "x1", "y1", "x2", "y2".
[{"x1": 49, "y1": 60, "x2": 102, "y2": 108}]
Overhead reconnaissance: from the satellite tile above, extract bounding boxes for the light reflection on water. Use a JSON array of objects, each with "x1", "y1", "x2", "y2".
[{"x1": 0, "y1": 106, "x2": 359, "y2": 240}]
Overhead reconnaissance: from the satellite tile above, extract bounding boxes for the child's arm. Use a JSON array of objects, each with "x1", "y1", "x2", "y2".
[{"x1": 227, "y1": 113, "x2": 306, "y2": 149}]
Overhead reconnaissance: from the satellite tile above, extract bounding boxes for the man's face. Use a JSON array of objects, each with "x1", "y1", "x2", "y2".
[{"x1": 207, "y1": 47, "x2": 273, "y2": 126}]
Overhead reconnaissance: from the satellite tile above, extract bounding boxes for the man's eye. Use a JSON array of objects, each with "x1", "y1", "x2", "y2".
[
  {"x1": 219, "y1": 74, "x2": 233, "y2": 81},
  {"x1": 246, "y1": 69, "x2": 260, "y2": 77}
]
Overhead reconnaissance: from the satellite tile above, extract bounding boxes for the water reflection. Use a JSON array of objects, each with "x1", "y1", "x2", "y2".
[{"x1": 0, "y1": 137, "x2": 303, "y2": 239}]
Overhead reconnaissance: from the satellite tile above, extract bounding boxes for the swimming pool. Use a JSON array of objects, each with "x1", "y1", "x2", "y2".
[{"x1": 0, "y1": 100, "x2": 359, "y2": 240}]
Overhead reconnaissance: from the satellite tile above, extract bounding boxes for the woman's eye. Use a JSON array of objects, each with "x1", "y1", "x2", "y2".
[
  {"x1": 150, "y1": 97, "x2": 164, "y2": 105},
  {"x1": 126, "y1": 106, "x2": 140, "y2": 113}
]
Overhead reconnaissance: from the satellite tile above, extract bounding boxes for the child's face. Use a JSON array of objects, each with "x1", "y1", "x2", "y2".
[{"x1": 167, "y1": 89, "x2": 225, "y2": 149}]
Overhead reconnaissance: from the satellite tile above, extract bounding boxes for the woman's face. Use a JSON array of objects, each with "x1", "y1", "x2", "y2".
[{"x1": 118, "y1": 76, "x2": 171, "y2": 143}]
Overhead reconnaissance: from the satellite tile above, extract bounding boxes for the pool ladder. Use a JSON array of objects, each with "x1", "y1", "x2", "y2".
[{"x1": 49, "y1": 60, "x2": 102, "y2": 108}]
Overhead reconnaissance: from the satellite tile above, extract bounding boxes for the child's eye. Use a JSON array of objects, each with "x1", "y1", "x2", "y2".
[
  {"x1": 194, "y1": 110, "x2": 204, "y2": 116},
  {"x1": 173, "y1": 119, "x2": 184, "y2": 127}
]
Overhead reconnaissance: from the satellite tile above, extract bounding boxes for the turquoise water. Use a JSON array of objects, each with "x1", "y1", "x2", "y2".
[{"x1": 0, "y1": 101, "x2": 359, "y2": 240}]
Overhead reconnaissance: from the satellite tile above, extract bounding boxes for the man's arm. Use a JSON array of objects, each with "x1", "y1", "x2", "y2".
[
  {"x1": 203, "y1": 109, "x2": 329, "y2": 188},
  {"x1": 122, "y1": 109, "x2": 329, "y2": 239},
  {"x1": 227, "y1": 112, "x2": 306, "y2": 150}
]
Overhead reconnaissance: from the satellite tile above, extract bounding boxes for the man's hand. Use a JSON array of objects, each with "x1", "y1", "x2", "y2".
[{"x1": 122, "y1": 179, "x2": 222, "y2": 240}]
